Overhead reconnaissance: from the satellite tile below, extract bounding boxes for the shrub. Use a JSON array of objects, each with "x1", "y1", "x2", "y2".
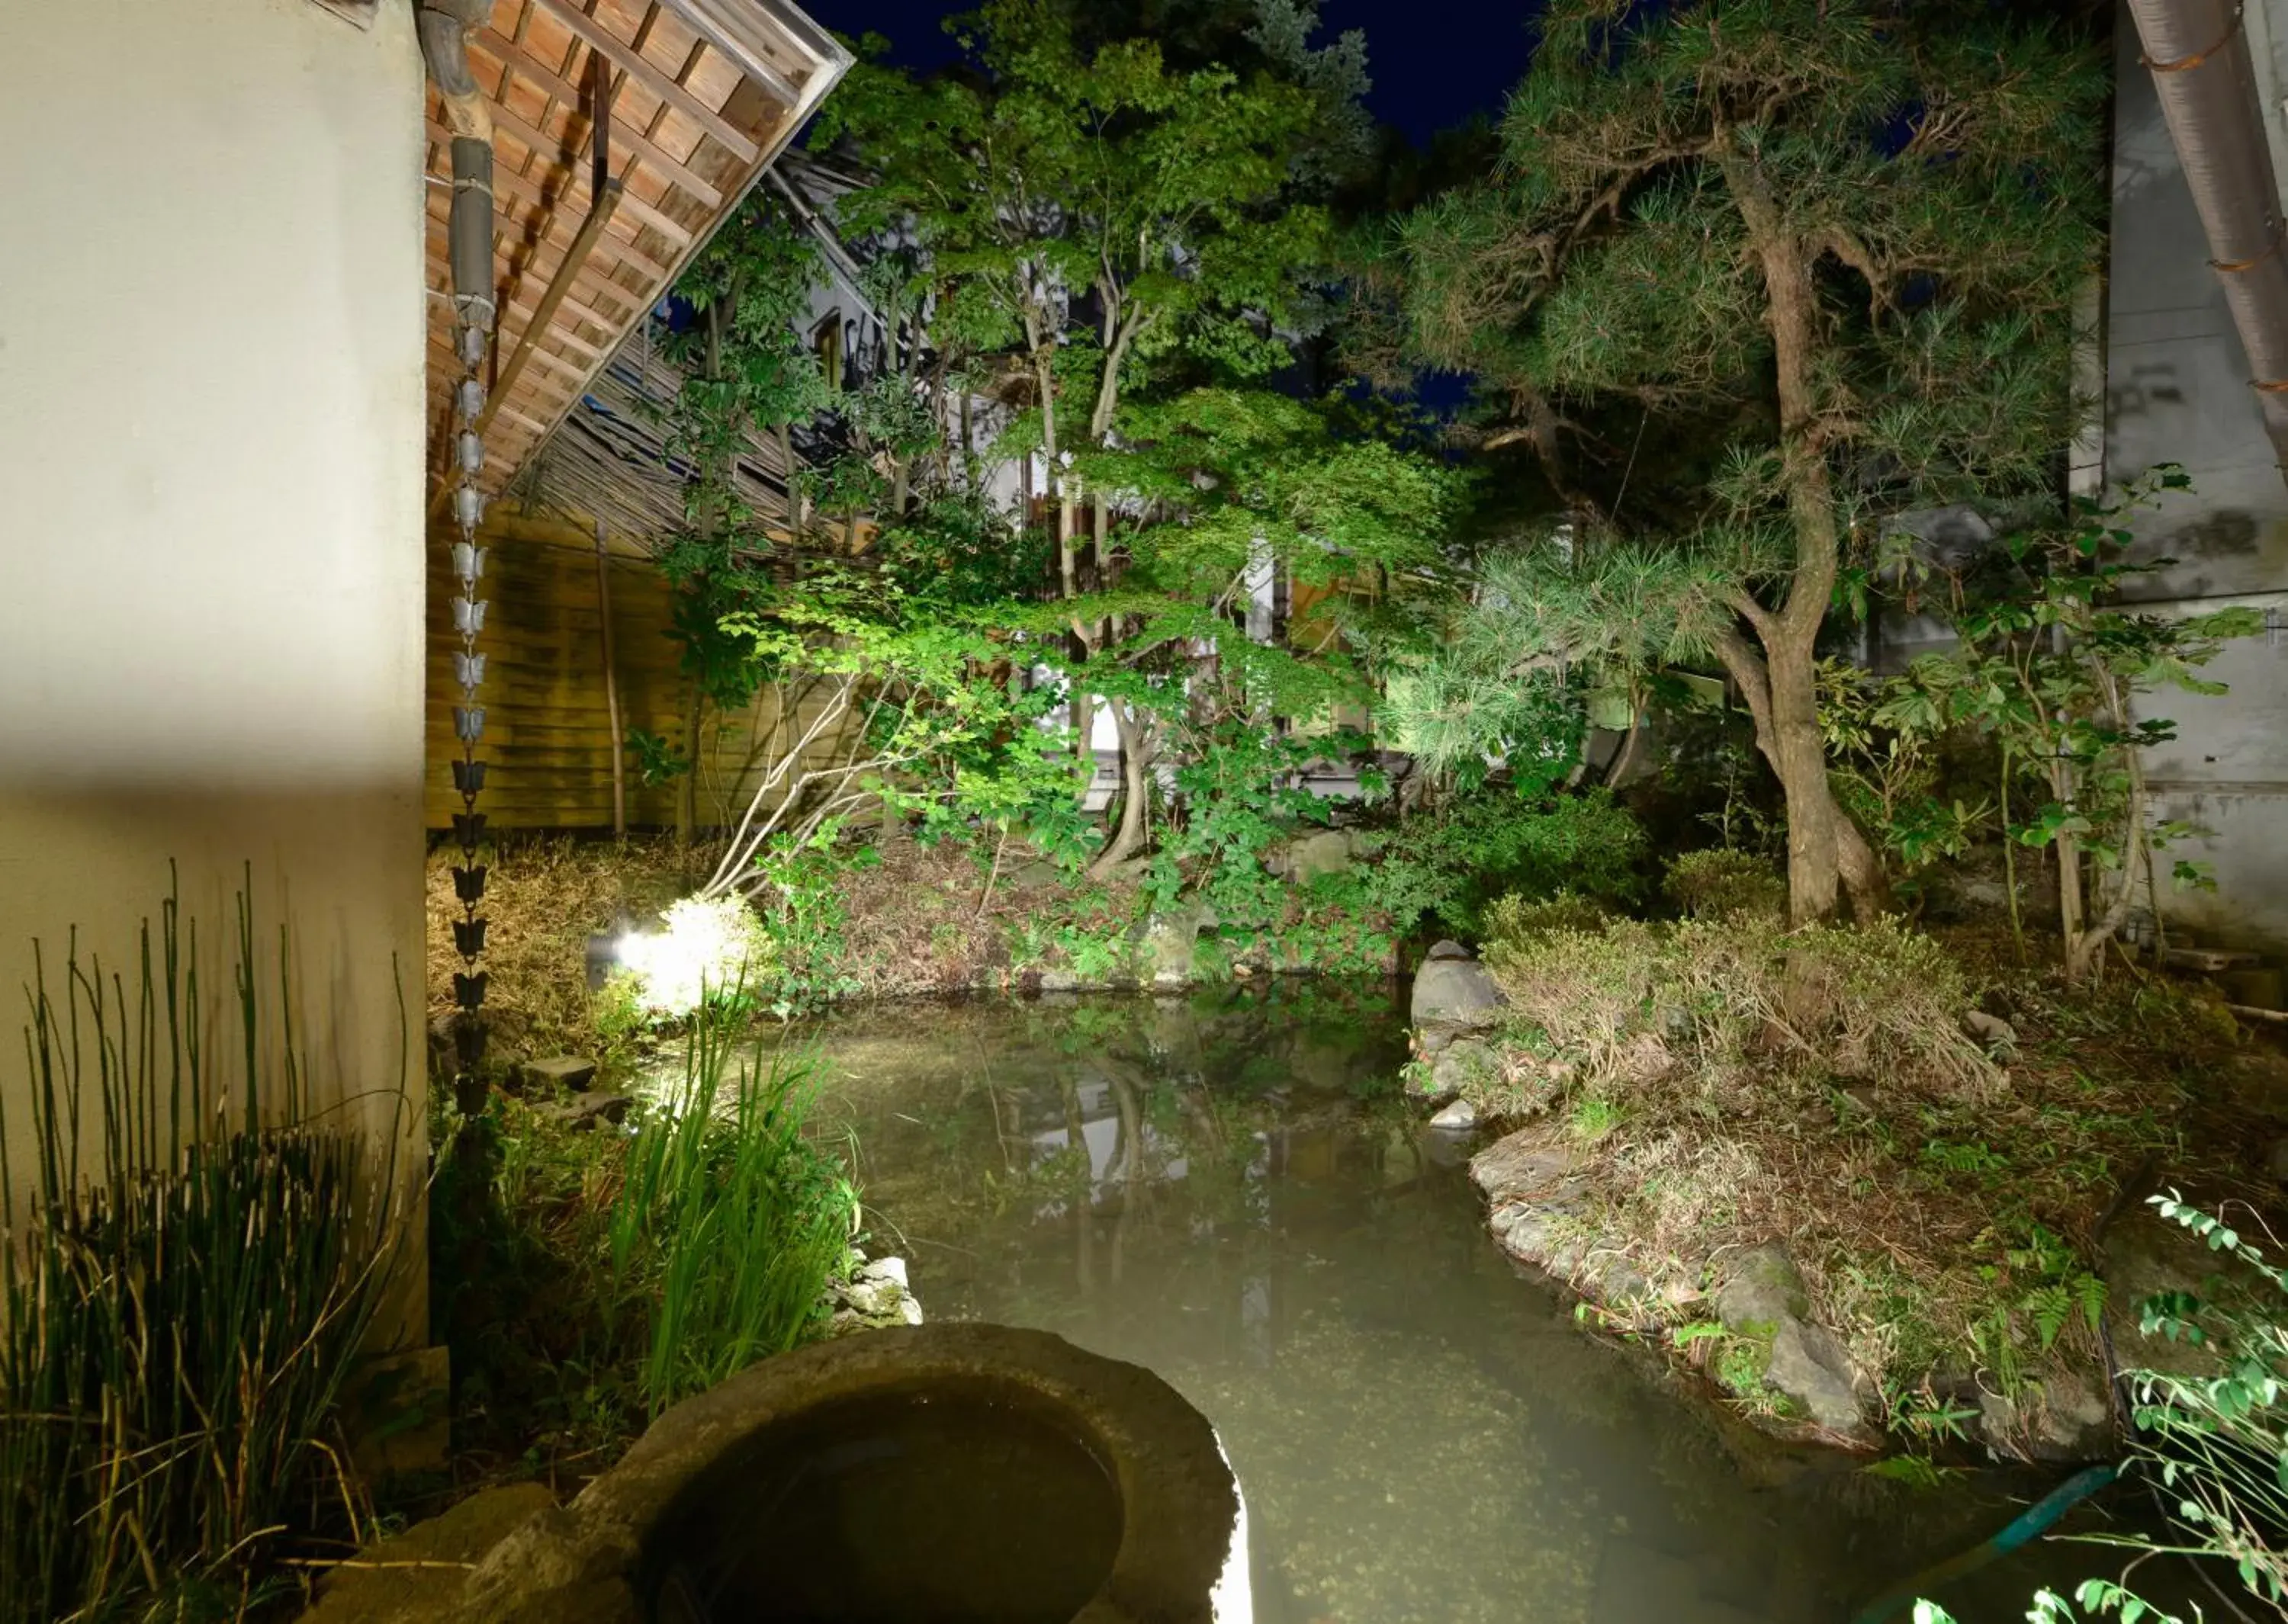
[
  {"x1": 1482, "y1": 890, "x2": 1615, "y2": 944},
  {"x1": 1663, "y1": 848, "x2": 1787, "y2": 920},
  {"x1": 1485, "y1": 919, "x2": 1669, "y2": 1083},
  {"x1": 1486, "y1": 913, "x2": 1996, "y2": 1103}
]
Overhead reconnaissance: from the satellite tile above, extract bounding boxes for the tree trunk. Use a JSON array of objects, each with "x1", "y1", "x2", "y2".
[
  {"x1": 596, "y1": 520, "x2": 625, "y2": 839},
  {"x1": 1088, "y1": 702, "x2": 1152, "y2": 879},
  {"x1": 1602, "y1": 714, "x2": 1644, "y2": 788},
  {"x1": 1718, "y1": 141, "x2": 1871, "y2": 923},
  {"x1": 1710, "y1": 627, "x2": 1888, "y2": 923},
  {"x1": 676, "y1": 680, "x2": 703, "y2": 854}
]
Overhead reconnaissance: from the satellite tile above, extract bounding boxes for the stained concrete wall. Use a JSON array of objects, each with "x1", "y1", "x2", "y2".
[
  {"x1": 2104, "y1": 5, "x2": 2288, "y2": 953},
  {"x1": 0, "y1": 1, "x2": 429, "y2": 1330}
]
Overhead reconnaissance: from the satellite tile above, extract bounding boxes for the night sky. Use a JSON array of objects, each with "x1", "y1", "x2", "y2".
[{"x1": 793, "y1": 1, "x2": 1538, "y2": 150}]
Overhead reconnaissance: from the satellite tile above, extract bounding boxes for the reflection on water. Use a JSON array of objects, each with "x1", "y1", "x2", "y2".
[{"x1": 773, "y1": 982, "x2": 2190, "y2": 1624}]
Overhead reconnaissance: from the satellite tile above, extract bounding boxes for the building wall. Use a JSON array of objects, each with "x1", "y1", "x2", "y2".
[
  {"x1": 2104, "y1": 8, "x2": 2288, "y2": 952},
  {"x1": 0, "y1": 0, "x2": 429, "y2": 1328}
]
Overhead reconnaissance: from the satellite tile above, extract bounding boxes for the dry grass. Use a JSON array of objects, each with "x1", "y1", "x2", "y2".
[
  {"x1": 1474, "y1": 907, "x2": 2264, "y2": 1397},
  {"x1": 425, "y1": 834, "x2": 1142, "y2": 1066},
  {"x1": 425, "y1": 835, "x2": 698, "y2": 1063}
]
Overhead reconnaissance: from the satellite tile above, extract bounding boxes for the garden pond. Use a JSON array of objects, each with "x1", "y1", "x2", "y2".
[{"x1": 724, "y1": 980, "x2": 2203, "y2": 1624}]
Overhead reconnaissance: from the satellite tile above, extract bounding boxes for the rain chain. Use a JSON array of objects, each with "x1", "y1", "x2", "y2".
[{"x1": 444, "y1": 128, "x2": 496, "y2": 1119}]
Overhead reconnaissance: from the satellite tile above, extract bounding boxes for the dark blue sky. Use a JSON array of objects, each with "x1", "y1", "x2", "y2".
[{"x1": 795, "y1": 1, "x2": 1537, "y2": 149}]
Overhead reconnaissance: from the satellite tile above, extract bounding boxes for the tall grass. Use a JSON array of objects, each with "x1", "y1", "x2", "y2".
[
  {"x1": 606, "y1": 990, "x2": 856, "y2": 1417},
  {"x1": 0, "y1": 870, "x2": 406, "y2": 1624}
]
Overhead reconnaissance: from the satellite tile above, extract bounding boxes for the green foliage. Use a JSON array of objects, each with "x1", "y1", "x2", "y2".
[
  {"x1": 1918, "y1": 1585, "x2": 2188, "y2": 1624},
  {"x1": 1816, "y1": 657, "x2": 1991, "y2": 876},
  {"x1": 1881, "y1": 1380, "x2": 1981, "y2": 1454},
  {"x1": 1568, "y1": 1094, "x2": 1624, "y2": 1144},
  {"x1": 648, "y1": 197, "x2": 831, "y2": 743},
  {"x1": 1381, "y1": 0, "x2": 2106, "y2": 922},
  {"x1": 1146, "y1": 723, "x2": 1341, "y2": 925},
  {"x1": 627, "y1": 726, "x2": 693, "y2": 788},
  {"x1": 2119, "y1": 1190, "x2": 2288, "y2": 1608},
  {"x1": 0, "y1": 876, "x2": 403, "y2": 1624},
  {"x1": 747, "y1": 822, "x2": 873, "y2": 1015},
  {"x1": 1483, "y1": 891, "x2": 1614, "y2": 941},
  {"x1": 664, "y1": 193, "x2": 831, "y2": 473},
  {"x1": 1369, "y1": 789, "x2": 1647, "y2": 939},
  {"x1": 1663, "y1": 849, "x2": 1787, "y2": 921},
  {"x1": 1401, "y1": 0, "x2": 2105, "y2": 517},
  {"x1": 1864, "y1": 1453, "x2": 1957, "y2": 1491},
  {"x1": 593, "y1": 965, "x2": 652, "y2": 1058},
  {"x1": 1052, "y1": 920, "x2": 1136, "y2": 983},
  {"x1": 815, "y1": 1, "x2": 1333, "y2": 438},
  {"x1": 1711, "y1": 1334, "x2": 1787, "y2": 1419},
  {"x1": 606, "y1": 1004, "x2": 857, "y2": 1415},
  {"x1": 1899, "y1": 470, "x2": 2263, "y2": 971},
  {"x1": 1039, "y1": 386, "x2": 1461, "y2": 786},
  {"x1": 2004, "y1": 1224, "x2": 2108, "y2": 1353},
  {"x1": 1387, "y1": 536, "x2": 1732, "y2": 787},
  {"x1": 1922, "y1": 1186, "x2": 2288, "y2": 1621}
]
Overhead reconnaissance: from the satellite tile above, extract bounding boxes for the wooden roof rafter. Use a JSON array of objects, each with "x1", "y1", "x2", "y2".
[{"x1": 423, "y1": 0, "x2": 849, "y2": 499}]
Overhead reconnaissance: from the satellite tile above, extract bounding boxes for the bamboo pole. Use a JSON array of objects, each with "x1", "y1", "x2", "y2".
[{"x1": 596, "y1": 518, "x2": 626, "y2": 838}]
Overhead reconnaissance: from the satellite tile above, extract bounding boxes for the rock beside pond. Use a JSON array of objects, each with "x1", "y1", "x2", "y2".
[
  {"x1": 1136, "y1": 903, "x2": 1213, "y2": 987},
  {"x1": 1959, "y1": 1010, "x2": 2017, "y2": 1058},
  {"x1": 538, "y1": 1090, "x2": 631, "y2": 1129},
  {"x1": 2224, "y1": 1047, "x2": 2288, "y2": 1118},
  {"x1": 1410, "y1": 1035, "x2": 1497, "y2": 1106},
  {"x1": 1411, "y1": 945, "x2": 1504, "y2": 1029},
  {"x1": 2102, "y1": 1198, "x2": 2266, "y2": 1382},
  {"x1": 829, "y1": 1254, "x2": 924, "y2": 1333},
  {"x1": 1713, "y1": 1242, "x2": 1811, "y2": 1328},
  {"x1": 1268, "y1": 827, "x2": 1355, "y2": 881},
  {"x1": 522, "y1": 1055, "x2": 598, "y2": 1090},
  {"x1": 1470, "y1": 1127, "x2": 1657, "y2": 1311},
  {"x1": 1429, "y1": 1098, "x2": 1478, "y2": 1131},
  {"x1": 1978, "y1": 1369, "x2": 2114, "y2": 1462},
  {"x1": 1763, "y1": 1321, "x2": 1875, "y2": 1444},
  {"x1": 1714, "y1": 1243, "x2": 1877, "y2": 1446}
]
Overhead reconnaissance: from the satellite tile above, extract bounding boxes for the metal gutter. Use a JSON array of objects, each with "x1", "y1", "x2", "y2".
[{"x1": 2126, "y1": 0, "x2": 2288, "y2": 485}]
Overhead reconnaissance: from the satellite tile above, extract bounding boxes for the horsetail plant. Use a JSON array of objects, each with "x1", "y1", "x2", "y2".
[{"x1": 0, "y1": 866, "x2": 410, "y2": 1624}]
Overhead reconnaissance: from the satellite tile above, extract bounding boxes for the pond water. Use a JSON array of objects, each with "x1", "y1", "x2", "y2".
[{"x1": 773, "y1": 980, "x2": 2198, "y2": 1624}]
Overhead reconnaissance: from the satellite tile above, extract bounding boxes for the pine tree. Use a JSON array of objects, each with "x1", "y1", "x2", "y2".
[{"x1": 1390, "y1": 0, "x2": 2106, "y2": 921}]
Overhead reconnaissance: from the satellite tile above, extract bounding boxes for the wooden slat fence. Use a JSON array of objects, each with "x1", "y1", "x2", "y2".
[{"x1": 426, "y1": 508, "x2": 860, "y2": 830}]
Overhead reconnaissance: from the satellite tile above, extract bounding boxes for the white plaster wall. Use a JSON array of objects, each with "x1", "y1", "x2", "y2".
[
  {"x1": 0, "y1": 0, "x2": 429, "y2": 1330},
  {"x1": 2102, "y1": 8, "x2": 2288, "y2": 953}
]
